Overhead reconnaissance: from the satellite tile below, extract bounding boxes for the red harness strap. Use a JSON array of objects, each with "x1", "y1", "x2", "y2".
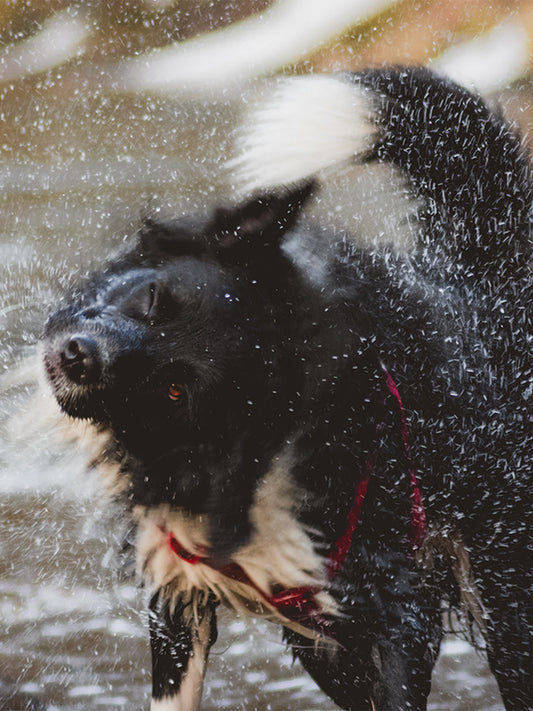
[
  {"x1": 167, "y1": 366, "x2": 426, "y2": 638},
  {"x1": 382, "y1": 367, "x2": 426, "y2": 549},
  {"x1": 326, "y1": 365, "x2": 426, "y2": 575},
  {"x1": 168, "y1": 533, "x2": 330, "y2": 634}
]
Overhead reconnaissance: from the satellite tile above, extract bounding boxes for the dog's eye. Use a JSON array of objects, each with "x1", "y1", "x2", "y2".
[
  {"x1": 146, "y1": 282, "x2": 159, "y2": 322},
  {"x1": 168, "y1": 384, "x2": 182, "y2": 401}
]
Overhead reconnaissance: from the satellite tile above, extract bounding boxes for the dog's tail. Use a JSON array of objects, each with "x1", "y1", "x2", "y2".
[{"x1": 233, "y1": 67, "x2": 532, "y2": 277}]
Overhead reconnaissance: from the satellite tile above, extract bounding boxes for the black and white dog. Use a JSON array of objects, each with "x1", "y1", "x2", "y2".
[{"x1": 43, "y1": 67, "x2": 533, "y2": 710}]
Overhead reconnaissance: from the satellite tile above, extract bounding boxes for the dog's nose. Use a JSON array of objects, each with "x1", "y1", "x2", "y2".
[{"x1": 61, "y1": 334, "x2": 101, "y2": 384}]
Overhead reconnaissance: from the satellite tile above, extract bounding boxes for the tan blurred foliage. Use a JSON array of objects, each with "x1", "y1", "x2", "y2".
[
  {"x1": 0, "y1": 0, "x2": 270, "y2": 55},
  {"x1": 305, "y1": 0, "x2": 533, "y2": 71},
  {"x1": 0, "y1": 0, "x2": 531, "y2": 70}
]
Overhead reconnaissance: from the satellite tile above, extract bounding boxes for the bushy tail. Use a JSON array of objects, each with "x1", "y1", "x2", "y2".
[{"x1": 234, "y1": 66, "x2": 533, "y2": 277}]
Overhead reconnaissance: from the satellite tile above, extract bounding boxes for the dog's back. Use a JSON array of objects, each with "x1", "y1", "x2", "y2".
[
  {"x1": 237, "y1": 66, "x2": 533, "y2": 507},
  {"x1": 236, "y1": 66, "x2": 533, "y2": 708}
]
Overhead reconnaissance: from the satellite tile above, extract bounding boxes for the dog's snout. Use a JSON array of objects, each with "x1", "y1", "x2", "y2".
[
  {"x1": 63, "y1": 335, "x2": 93, "y2": 361},
  {"x1": 61, "y1": 334, "x2": 101, "y2": 384}
]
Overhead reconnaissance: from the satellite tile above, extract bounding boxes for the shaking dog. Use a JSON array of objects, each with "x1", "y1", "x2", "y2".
[{"x1": 43, "y1": 67, "x2": 533, "y2": 710}]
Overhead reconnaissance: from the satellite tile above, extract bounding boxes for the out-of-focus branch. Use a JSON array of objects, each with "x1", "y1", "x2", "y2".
[
  {"x1": 115, "y1": 0, "x2": 397, "y2": 93},
  {"x1": 433, "y1": 19, "x2": 530, "y2": 92},
  {"x1": 0, "y1": 8, "x2": 89, "y2": 82}
]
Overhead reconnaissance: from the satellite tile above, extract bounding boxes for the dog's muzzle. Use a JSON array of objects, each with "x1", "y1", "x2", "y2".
[{"x1": 61, "y1": 334, "x2": 101, "y2": 384}]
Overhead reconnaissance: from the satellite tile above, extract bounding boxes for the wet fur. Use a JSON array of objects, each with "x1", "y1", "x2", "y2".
[{"x1": 43, "y1": 67, "x2": 533, "y2": 710}]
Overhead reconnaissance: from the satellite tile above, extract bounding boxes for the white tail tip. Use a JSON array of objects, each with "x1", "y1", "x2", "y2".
[{"x1": 231, "y1": 74, "x2": 375, "y2": 193}]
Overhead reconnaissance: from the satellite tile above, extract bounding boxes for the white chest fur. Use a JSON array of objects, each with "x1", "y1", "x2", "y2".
[{"x1": 134, "y1": 452, "x2": 337, "y2": 633}]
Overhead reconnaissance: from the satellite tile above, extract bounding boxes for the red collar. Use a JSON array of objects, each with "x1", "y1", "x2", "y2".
[{"x1": 167, "y1": 366, "x2": 426, "y2": 639}]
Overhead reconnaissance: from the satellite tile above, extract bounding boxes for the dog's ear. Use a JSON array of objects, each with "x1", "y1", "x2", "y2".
[
  {"x1": 138, "y1": 180, "x2": 314, "y2": 263},
  {"x1": 205, "y1": 180, "x2": 315, "y2": 258}
]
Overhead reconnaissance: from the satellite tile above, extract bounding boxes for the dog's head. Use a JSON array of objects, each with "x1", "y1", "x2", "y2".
[{"x1": 43, "y1": 183, "x2": 314, "y2": 470}]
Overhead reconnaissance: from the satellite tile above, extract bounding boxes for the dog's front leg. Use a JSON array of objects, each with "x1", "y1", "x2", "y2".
[
  {"x1": 361, "y1": 557, "x2": 442, "y2": 711},
  {"x1": 149, "y1": 587, "x2": 218, "y2": 711}
]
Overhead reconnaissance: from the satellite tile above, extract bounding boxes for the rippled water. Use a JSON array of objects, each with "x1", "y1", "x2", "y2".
[
  {"x1": 0, "y1": 485, "x2": 505, "y2": 711},
  {"x1": 2, "y1": 75, "x2": 527, "y2": 709}
]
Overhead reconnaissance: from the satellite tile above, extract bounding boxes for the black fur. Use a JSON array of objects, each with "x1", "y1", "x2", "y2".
[
  {"x1": 43, "y1": 67, "x2": 533, "y2": 709},
  {"x1": 149, "y1": 589, "x2": 218, "y2": 702}
]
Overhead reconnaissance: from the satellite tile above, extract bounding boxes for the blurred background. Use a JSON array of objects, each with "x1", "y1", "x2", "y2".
[{"x1": 1, "y1": 1, "x2": 532, "y2": 709}]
